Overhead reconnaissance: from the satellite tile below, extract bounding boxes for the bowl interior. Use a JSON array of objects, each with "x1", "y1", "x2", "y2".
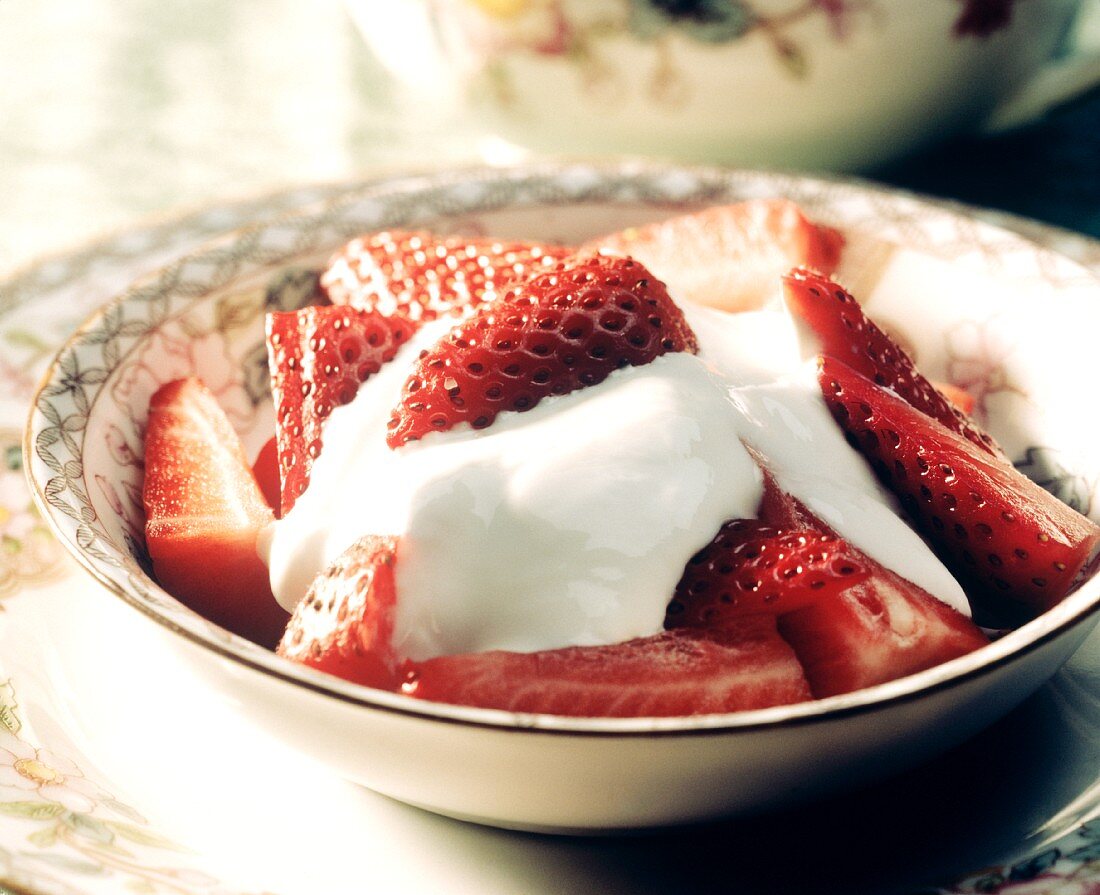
[{"x1": 26, "y1": 164, "x2": 1100, "y2": 730}]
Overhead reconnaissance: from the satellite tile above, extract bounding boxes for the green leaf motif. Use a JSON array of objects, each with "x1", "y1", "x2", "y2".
[
  {"x1": 0, "y1": 801, "x2": 65, "y2": 820},
  {"x1": 107, "y1": 820, "x2": 186, "y2": 852},
  {"x1": 773, "y1": 36, "x2": 808, "y2": 78},
  {"x1": 215, "y1": 290, "x2": 262, "y2": 333},
  {"x1": 26, "y1": 826, "x2": 57, "y2": 848},
  {"x1": 22, "y1": 850, "x2": 106, "y2": 875},
  {"x1": 3, "y1": 444, "x2": 21, "y2": 472},
  {"x1": 102, "y1": 797, "x2": 146, "y2": 824},
  {"x1": 63, "y1": 811, "x2": 114, "y2": 844},
  {"x1": 0, "y1": 680, "x2": 20, "y2": 735},
  {"x1": 2, "y1": 329, "x2": 51, "y2": 353}
]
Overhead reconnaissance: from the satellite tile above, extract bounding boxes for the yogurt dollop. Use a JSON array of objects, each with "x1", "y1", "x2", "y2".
[{"x1": 263, "y1": 303, "x2": 968, "y2": 662}]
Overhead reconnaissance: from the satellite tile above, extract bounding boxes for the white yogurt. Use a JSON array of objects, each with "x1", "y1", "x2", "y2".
[{"x1": 262, "y1": 302, "x2": 969, "y2": 662}]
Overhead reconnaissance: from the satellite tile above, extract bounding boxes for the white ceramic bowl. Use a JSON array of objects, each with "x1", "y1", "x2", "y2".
[
  {"x1": 348, "y1": 0, "x2": 1100, "y2": 170},
  {"x1": 25, "y1": 163, "x2": 1100, "y2": 832}
]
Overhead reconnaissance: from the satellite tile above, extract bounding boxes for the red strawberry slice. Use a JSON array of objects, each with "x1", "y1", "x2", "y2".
[
  {"x1": 783, "y1": 268, "x2": 1004, "y2": 459},
  {"x1": 321, "y1": 231, "x2": 572, "y2": 325},
  {"x1": 819, "y1": 357, "x2": 1100, "y2": 616},
  {"x1": 143, "y1": 378, "x2": 288, "y2": 647},
  {"x1": 777, "y1": 569, "x2": 990, "y2": 698},
  {"x1": 751, "y1": 469, "x2": 988, "y2": 696},
  {"x1": 386, "y1": 254, "x2": 698, "y2": 447},
  {"x1": 267, "y1": 305, "x2": 414, "y2": 513},
  {"x1": 402, "y1": 617, "x2": 811, "y2": 717},
  {"x1": 252, "y1": 435, "x2": 281, "y2": 516},
  {"x1": 277, "y1": 535, "x2": 401, "y2": 690},
  {"x1": 665, "y1": 519, "x2": 871, "y2": 627},
  {"x1": 583, "y1": 199, "x2": 844, "y2": 312}
]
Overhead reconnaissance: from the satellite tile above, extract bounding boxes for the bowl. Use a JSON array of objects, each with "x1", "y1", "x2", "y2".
[
  {"x1": 346, "y1": 0, "x2": 1100, "y2": 170},
  {"x1": 24, "y1": 163, "x2": 1100, "y2": 833}
]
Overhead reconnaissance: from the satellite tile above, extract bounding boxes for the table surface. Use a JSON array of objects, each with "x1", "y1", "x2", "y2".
[{"x1": 1, "y1": 0, "x2": 1099, "y2": 276}]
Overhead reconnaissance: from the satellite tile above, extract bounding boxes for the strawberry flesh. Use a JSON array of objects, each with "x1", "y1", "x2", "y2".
[
  {"x1": 402, "y1": 618, "x2": 811, "y2": 717},
  {"x1": 783, "y1": 269, "x2": 1004, "y2": 459},
  {"x1": 321, "y1": 230, "x2": 572, "y2": 325},
  {"x1": 267, "y1": 305, "x2": 414, "y2": 513},
  {"x1": 584, "y1": 199, "x2": 844, "y2": 312},
  {"x1": 277, "y1": 535, "x2": 401, "y2": 690},
  {"x1": 819, "y1": 357, "x2": 1100, "y2": 616},
  {"x1": 665, "y1": 519, "x2": 870, "y2": 627},
  {"x1": 252, "y1": 435, "x2": 281, "y2": 517},
  {"x1": 143, "y1": 378, "x2": 288, "y2": 648},
  {"x1": 386, "y1": 253, "x2": 698, "y2": 447},
  {"x1": 777, "y1": 569, "x2": 990, "y2": 698},
  {"x1": 751, "y1": 469, "x2": 988, "y2": 696}
]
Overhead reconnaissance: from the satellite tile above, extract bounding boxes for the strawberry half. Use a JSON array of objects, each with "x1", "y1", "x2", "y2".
[
  {"x1": 665, "y1": 519, "x2": 871, "y2": 627},
  {"x1": 321, "y1": 230, "x2": 572, "y2": 325},
  {"x1": 777, "y1": 569, "x2": 990, "y2": 698},
  {"x1": 267, "y1": 305, "x2": 414, "y2": 513},
  {"x1": 277, "y1": 535, "x2": 400, "y2": 690},
  {"x1": 143, "y1": 378, "x2": 288, "y2": 647},
  {"x1": 783, "y1": 269, "x2": 1003, "y2": 459},
  {"x1": 402, "y1": 618, "x2": 811, "y2": 717},
  {"x1": 386, "y1": 254, "x2": 698, "y2": 447},
  {"x1": 584, "y1": 199, "x2": 844, "y2": 312},
  {"x1": 754, "y1": 470, "x2": 988, "y2": 696},
  {"x1": 819, "y1": 357, "x2": 1100, "y2": 616}
]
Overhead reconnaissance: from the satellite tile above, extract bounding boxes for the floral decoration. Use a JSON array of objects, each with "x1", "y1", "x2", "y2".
[{"x1": 0, "y1": 429, "x2": 67, "y2": 600}]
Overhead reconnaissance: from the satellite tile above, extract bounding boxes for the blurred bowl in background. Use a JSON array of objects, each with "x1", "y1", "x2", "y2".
[{"x1": 347, "y1": 0, "x2": 1100, "y2": 171}]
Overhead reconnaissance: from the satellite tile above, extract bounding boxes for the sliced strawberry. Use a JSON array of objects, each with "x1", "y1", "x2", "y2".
[
  {"x1": 665, "y1": 519, "x2": 870, "y2": 627},
  {"x1": 252, "y1": 436, "x2": 281, "y2": 516},
  {"x1": 143, "y1": 378, "x2": 288, "y2": 647},
  {"x1": 277, "y1": 535, "x2": 400, "y2": 690},
  {"x1": 749, "y1": 468, "x2": 989, "y2": 696},
  {"x1": 783, "y1": 269, "x2": 1003, "y2": 459},
  {"x1": 934, "y1": 380, "x2": 976, "y2": 416},
  {"x1": 819, "y1": 357, "x2": 1100, "y2": 616},
  {"x1": 583, "y1": 199, "x2": 844, "y2": 312},
  {"x1": 321, "y1": 231, "x2": 572, "y2": 325},
  {"x1": 266, "y1": 305, "x2": 414, "y2": 513},
  {"x1": 402, "y1": 618, "x2": 811, "y2": 717},
  {"x1": 386, "y1": 254, "x2": 697, "y2": 446},
  {"x1": 777, "y1": 570, "x2": 990, "y2": 698}
]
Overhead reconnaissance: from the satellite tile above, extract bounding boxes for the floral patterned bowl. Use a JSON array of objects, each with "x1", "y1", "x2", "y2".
[
  {"x1": 348, "y1": 0, "x2": 1099, "y2": 170},
  {"x1": 24, "y1": 163, "x2": 1100, "y2": 832}
]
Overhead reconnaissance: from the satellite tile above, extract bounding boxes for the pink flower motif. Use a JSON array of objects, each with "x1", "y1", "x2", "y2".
[
  {"x1": 110, "y1": 326, "x2": 252, "y2": 441},
  {"x1": 0, "y1": 730, "x2": 107, "y2": 814}
]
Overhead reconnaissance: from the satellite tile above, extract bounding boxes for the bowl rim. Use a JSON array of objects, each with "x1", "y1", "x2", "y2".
[{"x1": 23, "y1": 160, "x2": 1100, "y2": 738}]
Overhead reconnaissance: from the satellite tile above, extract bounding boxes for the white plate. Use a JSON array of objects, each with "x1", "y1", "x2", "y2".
[{"x1": 4, "y1": 167, "x2": 1100, "y2": 893}]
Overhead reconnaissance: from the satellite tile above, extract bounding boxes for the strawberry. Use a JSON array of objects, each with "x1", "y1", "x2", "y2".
[
  {"x1": 386, "y1": 254, "x2": 697, "y2": 447},
  {"x1": 267, "y1": 305, "x2": 414, "y2": 513},
  {"x1": 321, "y1": 231, "x2": 572, "y2": 325},
  {"x1": 143, "y1": 378, "x2": 288, "y2": 647},
  {"x1": 277, "y1": 535, "x2": 400, "y2": 690},
  {"x1": 402, "y1": 617, "x2": 811, "y2": 717},
  {"x1": 583, "y1": 199, "x2": 844, "y2": 312},
  {"x1": 819, "y1": 357, "x2": 1100, "y2": 616},
  {"x1": 665, "y1": 519, "x2": 871, "y2": 627},
  {"x1": 777, "y1": 567, "x2": 990, "y2": 698},
  {"x1": 783, "y1": 269, "x2": 1003, "y2": 459},
  {"x1": 252, "y1": 436, "x2": 281, "y2": 516},
  {"x1": 756, "y1": 470, "x2": 988, "y2": 697}
]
